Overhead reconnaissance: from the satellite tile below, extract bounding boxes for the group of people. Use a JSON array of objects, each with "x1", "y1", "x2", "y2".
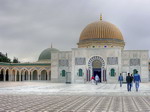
[
  {"x1": 91, "y1": 74, "x2": 100, "y2": 85},
  {"x1": 118, "y1": 71, "x2": 141, "y2": 92},
  {"x1": 91, "y1": 71, "x2": 141, "y2": 92}
]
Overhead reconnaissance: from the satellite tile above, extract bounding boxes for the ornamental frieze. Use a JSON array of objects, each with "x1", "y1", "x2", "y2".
[
  {"x1": 59, "y1": 60, "x2": 68, "y2": 67},
  {"x1": 107, "y1": 57, "x2": 118, "y2": 65},
  {"x1": 130, "y1": 59, "x2": 140, "y2": 66},
  {"x1": 75, "y1": 58, "x2": 86, "y2": 65}
]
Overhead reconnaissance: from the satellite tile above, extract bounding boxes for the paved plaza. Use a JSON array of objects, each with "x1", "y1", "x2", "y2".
[{"x1": 0, "y1": 82, "x2": 150, "y2": 112}]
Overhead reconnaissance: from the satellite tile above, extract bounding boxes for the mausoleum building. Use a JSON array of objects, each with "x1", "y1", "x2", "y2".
[{"x1": 0, "y1": 16, "x2": 149, "y2": 83}]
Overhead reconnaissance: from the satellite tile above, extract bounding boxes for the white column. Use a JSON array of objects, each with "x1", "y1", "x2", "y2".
[
  {"x1": 39, "y1": 74, "x2": 42, "y2": 80},
  {"x1": 101, "y1": 68, "x2": 103, "y2": 83},
  {"x1": 49, "y1": 74, "x2": 51, "y2": 80},
  {"x1": 14, "y1": 71, "x2": 17, "y2": 82},
  {"x1": 90, "y1": 68, "x2": 92, "y2": 79},
  {"x1": 28, "y1": 72, "x2": 31, "y2": 81},
  {"x1": 22, "y1": 72, "x2": 25, "y2": 81},
  {"x1": 8, "y1": 74, "x2": 10, "y2": 81},
  {"x1": 27, "y1": 74, "x2": 28, "y2": 80},
  {"x1": 31, "y1": 72, "x2": 33, "y2": 80},
  {"x1": 28, "y1": 74, "x2": 30, "y2": 81},
  {"x1": 19, "y1": 72, "x2": 21, "y2": 81},
  {"x1": 3, "y1": 73, "x2": 6, "y2": 82},
  {"x1": 9, "y1": 70, "x2": 12, "y2": 81},
  {"x1": 47, "y1": 74, "x2": 49, "y2": 81},
  {"x1": 88, "y1": 69, "x2": 90, "y2": 81},
  {"x1": 11, "y1": 74, "x2": 13, "y2": 81},
  {"x1": 38, "y1": 74, "x2": 39, "y2": 80}
]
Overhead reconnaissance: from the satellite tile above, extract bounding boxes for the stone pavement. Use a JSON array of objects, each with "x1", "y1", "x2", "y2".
[
  {"x1": 0, "y1": 82, "x2": 150, "y2": 112},
  {"x1": 0, "y1": 95, "x2": 150, "y2": 112}
]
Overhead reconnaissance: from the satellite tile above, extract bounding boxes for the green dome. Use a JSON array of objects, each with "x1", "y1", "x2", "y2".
[{"x1": 38, "y1": 48, "x2": 59, "y2": 61}]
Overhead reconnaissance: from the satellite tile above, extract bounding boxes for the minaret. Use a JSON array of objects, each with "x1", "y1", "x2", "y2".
[
  {"x1": 51, "y1": 43, "x2": 53, "y2": 48},
  {"x1": 100, "y1": 14, "x2": 102, "y2": 21}
]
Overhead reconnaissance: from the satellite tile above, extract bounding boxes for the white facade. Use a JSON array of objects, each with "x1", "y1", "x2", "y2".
[{"x1": 51, "y1": 48, "x2": 149, "y2": 83}]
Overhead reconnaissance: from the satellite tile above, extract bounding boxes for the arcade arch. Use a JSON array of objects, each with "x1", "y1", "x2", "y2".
[
  {"x1": 5, "y1": 69, "x2": 9, "y2": 81},
  {"x1": 0, "y1": 67, "x2": 50, "y2": 82},
  {"x1": 33, "y1": 70, "x2": 38, "y2": 80},
  {"x1": 16, "y1": 71, "x2": 19, "y2": 81},
  {"x1": 24, "y1": 70, "x2": 28, "y2": 80},
  {"x1": 0, "y1": 69, "x2": 4, "y2": 81},
  {"x1": 41, "y1": 70, "x2": 47, "y2": 80}
]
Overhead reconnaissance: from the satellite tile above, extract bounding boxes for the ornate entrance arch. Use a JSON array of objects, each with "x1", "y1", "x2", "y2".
[
  {"x1": 88, "y1": 56, "x2": 105, "y2": 69},
  {"x1": 87, "y1": 56, "x2": 106, "y2": 82}
]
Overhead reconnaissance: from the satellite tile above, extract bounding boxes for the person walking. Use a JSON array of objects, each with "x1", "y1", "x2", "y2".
[
  {"x1": 91, "y1": 76, "x2": 95, "y2": 84},
  {"x1": 126, "y1": 73, "x2": 132, "y2": 91},
  {"x1": 130, "y1": 74, "x2": 134, "y2": 87},
  {"x1": 134, "y1": 71, "x2": 141, "y2": 92},
  {"x1": 118, "y1": 73, "x2": 123, "y2": 87},
  {"x1": 95, "y1": 74, "x2": 99, "y2": 85}
]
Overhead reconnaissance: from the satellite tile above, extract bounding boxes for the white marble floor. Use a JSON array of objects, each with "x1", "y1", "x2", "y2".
[
  {"x1": 0, "y1": 82, "x2": 150, "y2": 112},
  {"x1": 0, "y1": 81, "x2": 150, "y2": 95}
]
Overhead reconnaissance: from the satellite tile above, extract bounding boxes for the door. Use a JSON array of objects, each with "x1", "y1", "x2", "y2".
[
  {"x1": 66, "y1": 72, "x2": 71, "y2": 83},
  {"x1": 93, "y1": 68, "x2": 101, "y2": 82}
]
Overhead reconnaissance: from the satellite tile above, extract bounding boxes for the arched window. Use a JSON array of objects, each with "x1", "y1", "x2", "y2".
[
  {"x1": 110, "y1": 69, "x2": 115, "y2": 77},
  {"x1": 79, "y1": 69, "x2": 83, "y2": 77},
  {"x1": 62, "y1": 70, "x2": 66, "y2": 77}
]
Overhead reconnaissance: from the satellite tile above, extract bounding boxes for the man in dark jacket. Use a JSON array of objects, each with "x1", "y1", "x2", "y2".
[
  {"x1": 130, "y1": 74, "x2": 134, "y2": 87},
  {"x1": 126, "y1": 73, "x2": 132, "y2": 91}
]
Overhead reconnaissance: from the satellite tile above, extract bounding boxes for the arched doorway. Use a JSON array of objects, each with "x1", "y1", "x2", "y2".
[
  {"x1": 24, "y1": 71, "x2": 28, "y2": 80},
  {"x1": 92, "y1": 60, "x2": 102, "y2": 82},
  {"x1": 41, "y1": 70, "x2": 47, "y2": 80},
  {"x1": 6, "y1": 69, "x2": 9, "y2": 81},
  {"x1": 33, "y1": 70, "x2": 38, "y2": 80},
  {"x1": 0, "y1": 69, "x2": 4, "y2": 81},
  {"x1": 16, "y1": 71, "x2": 19, "y2": 81},
  {"x1": 21, "y1": 71, "x2": 24, "y2": 81},
  {"x1": 88, "y1": 56, "x2": 105, "y2": 82}
]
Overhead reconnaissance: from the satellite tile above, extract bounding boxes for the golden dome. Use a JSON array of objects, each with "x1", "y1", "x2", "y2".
[{"x1": 78, "y1": 20, "x2": 125, "y2": 48}]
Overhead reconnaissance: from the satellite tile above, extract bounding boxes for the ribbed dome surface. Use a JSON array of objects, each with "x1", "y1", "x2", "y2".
[
  {"x1": 80, "y1": 21, "x2": 123, "y2": 41},
  {"x1": 38, "y1": 48, "x2": 59, "y2": 61}
]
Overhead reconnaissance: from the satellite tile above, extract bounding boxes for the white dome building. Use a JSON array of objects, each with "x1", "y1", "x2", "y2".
[{"x1": 0, "y1": 16, "x2": 149, "y2": 83}]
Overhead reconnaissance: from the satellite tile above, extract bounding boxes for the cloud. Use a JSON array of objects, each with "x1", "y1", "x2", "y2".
[{"x1": 0, "y1": 0, "x2": 150, "y2": 62}]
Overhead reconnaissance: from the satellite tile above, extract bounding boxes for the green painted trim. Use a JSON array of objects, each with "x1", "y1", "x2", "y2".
[
  {"x1": 0, "y1": 62, "x2": 51, "y2": 66},
  {"x1": 79, "y1": 69, "x2": 83, "y2": 77},
  {"x1": 0, "y1": 62, "x2": 11, "y2": 65},
  {"x1": 110, "y1": 68, "x2": 115, "y2": 77},
  {"x1": 62, "y1": 70, "x2": 66, "y2": 77}
]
